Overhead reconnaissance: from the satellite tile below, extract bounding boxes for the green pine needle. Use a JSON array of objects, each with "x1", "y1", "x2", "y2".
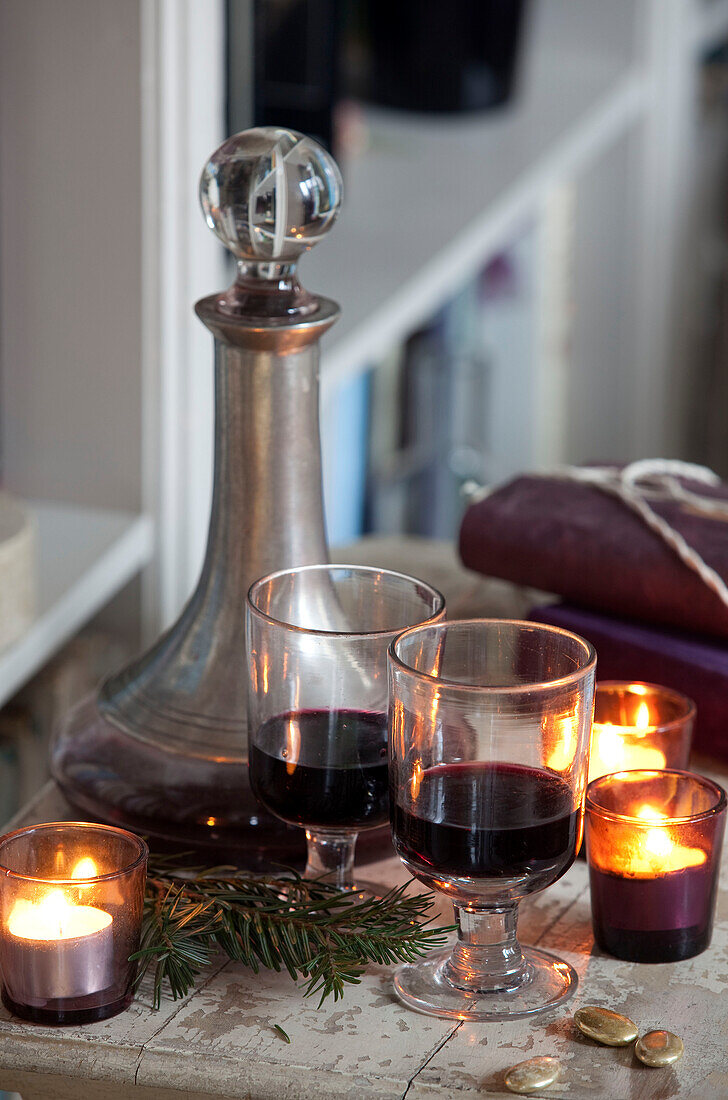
[{"x1": 131, "y1": 854, "x2": 454, "y2": 1010}]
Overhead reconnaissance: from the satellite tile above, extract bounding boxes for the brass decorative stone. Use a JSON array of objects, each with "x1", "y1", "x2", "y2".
[
  {"x1": 574, "y1": 1005, "x2": 638, "y2": 1046},
  {"x1": 635, "y1": 1030, "x2": 684, "y2": 1067},
  {"x1": 504, "y1": 1056, "x2": 560, "y2": 1094}
]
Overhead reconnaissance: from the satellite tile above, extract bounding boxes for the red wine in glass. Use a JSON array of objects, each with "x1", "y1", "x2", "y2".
[
  {"x1": 250, "y1": 709, "x2": 389, "y2": 830},
  {"x1": 392, "y1": 762, "x2": 580, "y2": 895}
]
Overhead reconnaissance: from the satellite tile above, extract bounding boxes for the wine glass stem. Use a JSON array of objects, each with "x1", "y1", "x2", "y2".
[
  {"x1": 443, "y1": 904, "x2": 528, "y2": 994},
  {"x1": 304, "y1": 831, "x2": 357, "y2": 889}
]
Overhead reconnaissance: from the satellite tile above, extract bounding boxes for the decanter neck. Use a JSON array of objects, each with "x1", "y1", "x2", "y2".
[{"x1": 198, "y1": 335, "x2": 329, "y2": 601}]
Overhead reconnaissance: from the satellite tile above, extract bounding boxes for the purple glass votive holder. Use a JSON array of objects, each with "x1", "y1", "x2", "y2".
[
  {"x1": 0, "y1": 822, "x2": 147, "y2": 1025},
  {"x1": 585, "y1": 770, "x2": 726, "y2": 963}
]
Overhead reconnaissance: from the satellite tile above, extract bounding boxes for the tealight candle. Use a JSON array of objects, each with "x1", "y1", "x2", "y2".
[
  {"x1": 587, "y1": 682, "x2": 695, "y2": 784},
  {"x1": 7, "y1": 875, "x2": 114, "y2": 1003},
  {"x1": 0, "y1": 822, "x2": 147, "y2": 1024},
  {"x1": 586, "y1": 770, "x2": 726, "y2": 963}
]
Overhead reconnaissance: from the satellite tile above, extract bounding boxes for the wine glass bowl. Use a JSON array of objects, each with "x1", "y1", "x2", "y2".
[
  {"x1": 246, "y1": 564, "x2": 445, "y2": 891},
  {"x1": 388, "y1": 619, "x2": 596, "y2": 1020}
]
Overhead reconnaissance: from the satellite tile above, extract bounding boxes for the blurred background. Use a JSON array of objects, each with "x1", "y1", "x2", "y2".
[{"x1": 0, "y1": 0, "x2": 727, "y2": 823}]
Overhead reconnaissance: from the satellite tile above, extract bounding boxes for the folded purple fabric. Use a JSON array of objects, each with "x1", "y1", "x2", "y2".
[
  {"x1": 459, "y1": 474, "x2": 728, "y2": 640},
  {"x1": 530, "y1": 602, "x2": 728, "y2": 761}
]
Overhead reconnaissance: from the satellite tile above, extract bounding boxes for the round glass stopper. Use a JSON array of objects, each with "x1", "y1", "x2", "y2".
[{"x1": 199, "y1": 127, "x2": 343, "y2": 264}]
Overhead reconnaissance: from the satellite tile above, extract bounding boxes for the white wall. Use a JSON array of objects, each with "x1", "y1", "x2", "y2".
[
  {"x1": 0, "y1": 0, "x2": 227, "y2": 636},
  {"x1": 0, "y1": 0, "x2": 143, "y2": 512}
]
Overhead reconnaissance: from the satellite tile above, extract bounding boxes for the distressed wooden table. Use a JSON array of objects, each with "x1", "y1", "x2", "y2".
[
  {"x1": 0, "y1": 778, "x2": 727, "y2": 1100},
  {"x1": 0, "y1": 543, "x2": 726, "y2": 1098}
]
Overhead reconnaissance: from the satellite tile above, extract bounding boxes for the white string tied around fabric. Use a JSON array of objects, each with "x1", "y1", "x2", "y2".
[
  {"x1": 462, "y1": 459, "x2": 728, "y2": 612},
  {"x1": 546, "y1": 459, "x2": 728, "y2": 612}
]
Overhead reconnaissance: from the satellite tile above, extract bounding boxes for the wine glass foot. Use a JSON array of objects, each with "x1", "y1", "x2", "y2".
[{"x1": 393, "y1": 946, "x2": 577, "y2": 1021}]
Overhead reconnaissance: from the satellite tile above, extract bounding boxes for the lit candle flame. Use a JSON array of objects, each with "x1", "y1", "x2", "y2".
[
  {"x1": 71, "y1": 857, "x2": 98, "y2": 879},
  {"x1": 635, "y1": 803, "x2": 666, "y2": 823},
  {"x1": 8, "y1": 889, "x2": 111, "y2": 941},
  {"x1": 613, "y1": 802, "x2": 707, "y2": 877},
  {"x1": 544, "y1": 710, "x2": 578, "y2": 772},
  {"x1": 284, "y1": 715, "x2": 300, "y2": 776},
  {"x1": 69, "y1": 855, "x2": 99, "y2": 895},
  {"x1": 37, "y1": 889, "x2": 74, "y2": 938},
  {"x1": 411, "y1": 760, "x2": 423, "y2": 800}
]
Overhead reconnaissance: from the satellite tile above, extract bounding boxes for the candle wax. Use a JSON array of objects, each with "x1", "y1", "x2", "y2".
[{"x1": 8, "y1": 891, "x2": 111, "y2": 941}]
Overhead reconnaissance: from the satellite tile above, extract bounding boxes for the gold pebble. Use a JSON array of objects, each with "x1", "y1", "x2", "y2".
[
  {"x1": 574, "y1": 1005, "x2": 638, "y2": 1046},
  {"x1": 635, "y1": 1030, "x2": 684, "y2": 1067},
  {"x1": 504, "y1": 1056, "x2": 560, "y2": 1094}
]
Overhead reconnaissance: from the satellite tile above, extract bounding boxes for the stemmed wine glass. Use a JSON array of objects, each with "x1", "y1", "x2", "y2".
[
  {"x1": 246, "y1": 564, "x2": 445, "y2": 890},
  {"x1": 388, "y1": 618, "x2": 596, "y2": 1019}
]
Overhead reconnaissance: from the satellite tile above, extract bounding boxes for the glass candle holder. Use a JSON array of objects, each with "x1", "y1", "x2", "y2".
[
  {"x1": 0, "y1": 822, "x2": 148, "y2": 1024},
  {"x1": 587, "y1": 682, "x2": 695, "y2": 785},
  {"x1": 586, "y1": 770, "x2": 726, "y2": 963}
]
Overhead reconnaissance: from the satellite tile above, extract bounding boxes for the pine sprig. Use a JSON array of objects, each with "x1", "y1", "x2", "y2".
[{"x1": 132, "y1": 855, "x2": 454, "y2": 1009}]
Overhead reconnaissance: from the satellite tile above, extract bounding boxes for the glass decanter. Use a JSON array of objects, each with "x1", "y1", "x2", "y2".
[{"x1": 51, "y1": 128, "x2": 355, "y2": 868}]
